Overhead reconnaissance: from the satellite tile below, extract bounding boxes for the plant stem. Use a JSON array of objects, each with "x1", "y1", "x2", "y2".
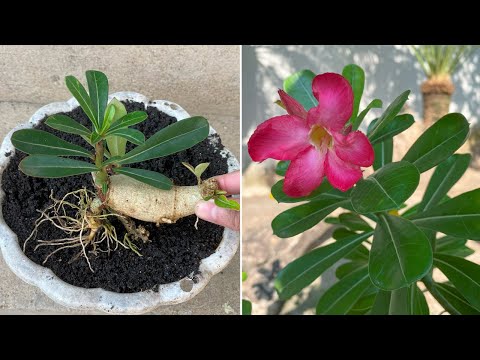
[
  {"x1": 95, "y1": 141, "x2": 105, "y2": 168},
  {"x1": 422, "y1": 274, "x2": 459, "y2": 315},
  {"x1": 94, "y1": 140, "x2": 108, "y2": 194}
]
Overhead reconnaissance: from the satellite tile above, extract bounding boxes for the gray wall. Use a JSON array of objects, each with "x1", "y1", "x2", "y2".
[{"x1": 242, "y1": 45, "x2": 480, "y2": 168}]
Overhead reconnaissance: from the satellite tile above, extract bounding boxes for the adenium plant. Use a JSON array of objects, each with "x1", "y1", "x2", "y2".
[
  {"x1": 11, "y1": 70, "x2": 235, "y2": 269},
  {"x1": 248, "y1": 64, "x2": 479, "y2": 315}
]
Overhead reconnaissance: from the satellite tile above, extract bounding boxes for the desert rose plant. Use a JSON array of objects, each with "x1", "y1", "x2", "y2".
[
  {"x1": 11, "y1": 70, "x2": 237, "y2": 270},
  {"x1": 248, "y1": 64, "x2": 479, "y2": 315}
]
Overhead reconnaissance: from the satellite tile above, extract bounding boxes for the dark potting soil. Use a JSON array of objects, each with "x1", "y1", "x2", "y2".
[{"x1": 1, "y1": 101, "x2": 229, "y2": 293}]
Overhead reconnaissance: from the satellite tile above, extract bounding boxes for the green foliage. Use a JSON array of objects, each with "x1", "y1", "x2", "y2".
[
  {"x1": 11, "y1": 70, "x2": 211, "y2": 192},
  {"x1": 266, "y1": 63, "x2": 479, "y2": 316}
]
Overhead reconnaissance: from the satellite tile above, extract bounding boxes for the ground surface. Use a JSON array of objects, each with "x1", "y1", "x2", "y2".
[{"x1": 0, "y1": 45, "x2": 240, "y2": 315}]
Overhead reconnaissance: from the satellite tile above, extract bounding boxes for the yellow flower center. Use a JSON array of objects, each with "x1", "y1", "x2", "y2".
[{"x1": 309, "y1": 125, "x2": 332, "y2": 149}]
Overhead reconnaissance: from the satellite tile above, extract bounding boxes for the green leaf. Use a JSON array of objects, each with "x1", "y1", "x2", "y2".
[
  {"x1": 270, "y1": 179, "x2": 342, "y2": 204},
  {"x1": 272, "y1": 198, "x2": 348, "y2": 238},
  {"x1": 107, "y1": 128, "x2": 145, "y2": 146},
  {"x1": 434, "y1": 282, "x2": 480, "y2": 315},
  {"x1": 12, "y1": 129, "x2": 91, "y2": 157},
  {"x1": 65, "y1": 75, "x2": 98, "y2": 130},
  {"x1": 214, "y1": 195, "x2": 240, "y2": 211},
  {"x1": 19, "y1": 155, "x2": 97, "y2": 178},
  {"x1": 194, "y1": 163, "x2": 210, "y2": 179},
  {"x1": 324, "y1": 217, "x2": 341, "y2": 225},
  {"x1": 338, "y1": 213, "x2": 372, "y2": 232},
  {"x1": 436, "y1": 236, "x2": 472, "y2": 255},
  {"x1": 90, "y1": 132, "x2": 102, "y2": 145},
  {"x1": 106, "y1": 98, "x2": 128, "y2": 157},
  {"x1": 336, "y1": 261, "x2": 366, "y2": 280},
  {"x1": 342, "y1": 64, "x2": 365, "y2": 123},
  {"x1": 242, "y1": 299, "x2": 252, "y2": 315},
  {"x1": 434, "y1": 254, "x2": 480, "y2": 311},
  {"x1": 411, "y1": 189, "x2": 480, "y2": 240},
  {"x1": 106, "y1": 111, "x2": 149, "y2": 134},
  {"x1": 369, "y1": 114, "x2": 415, "y2": 145},
  {"x1": 275, "y1": 160, "x2": 290, "y2": 176},
  {"x1": 418, "y1": 154, "x2": 471, "y2": 212},
  {"x1": 283, "y1": 69, "x2": 317, "y2": 110},
  {"x1": 370, "y1": 213, "x2": 433, "y2": 291},
  {"x1": 101, "y1": 103, "x2": 116, "y2": 133},
  {"x1": 372, "y1": 138, "x2": 393, "y2": 171},
  {"x1": 316, "y1": 266, "x2": 371, "y2": 315},
  {"x1": 118, "y1": 116, "x2": 209, "y2": 165},
  {"x1": 242, "y1": 272, "x2": 248, "y2": 282},
  {"x1": 348, "y1": 292, "x2": 377, "y2": 315},
  {"x1": 402, "y1": 113, "x2": 470, "y2": 173},
  {"x1": 86, "y1": 70, "x2": 109, "y2": 129},
  {"x1": 113, "y1": 167, "x2": 172, "y2": 190},
  {"x1": 345, "y1": 244, "x2": 370, "y2": 262},
  {"x1": 389, "y1": 284, "x2": 429, "y2": 315},
  {"x1": 367, "y1": 90, "x2": 410, "y2": 142},
  {"x1": 351, "y1": 161, "x2": 420, "y2": 214},
  {"x1": 274, "y1": 231, "x2": 373, "y2": 300},
  {"x1": 332, "y1": 227, "x2": 356, "y2": 239},
  {"x1": 370, "y1": 290, "x2": 392, "y2": 315},
  {"x1": 45, "y1": 115, "x2": 91, "y2": 137},
  {"x1": 352, "y1": 99, "x2": 382, "y2": 131}
]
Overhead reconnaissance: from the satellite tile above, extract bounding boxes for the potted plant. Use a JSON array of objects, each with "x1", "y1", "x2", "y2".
[
  {"x1": 247, "y1": 64, "x2": 480, "y2": 315},
  {"x1": 0, "y1": 70, "x2": 239, "y2": 314},
  {"x1": 409, "y1": 45, "x2": 477, "y2": 127}
]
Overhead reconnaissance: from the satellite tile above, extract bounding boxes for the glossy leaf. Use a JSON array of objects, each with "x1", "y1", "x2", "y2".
[
  {"x1": 114, "y1": 167, "x2": 172, "y2": 190},
  {"x1": 275, "y1": 160, "x2": 290, "y2": 176},
  {"x1": 370, "y1": 213, "x2": 433, "y2": 290},
  {"x1": 194, "y1": 163, "x2": 210, "y2": 179},
  {"x1": 106, "y1": 111, "x2": 149, "y2": 134},
  {"x1": 339, "y1": 213, "x2": 372, "y2": 232},
  {"x1": 370, "y1": 290, "x2": 392, "y2": 315},
  {"x1": 402, "y1": 113, "x2": 469, "y2": 173},
  {"x1": 242, "y1": 299, "x2": 252, "y2": 315},
  {"x1": 348, "y1": 292, "x2": 377, "y2": 315},
  {"x1": 270, "y1": 179, "x2": 344, "y2": 204},
  {"x1": 107, "y1": 128, "x2": 145, "y2": 146},
  {"x1": 332, "y1": 227, "x2": 355, "y2": 239},
  {"x1": 345, "y1": 244, "x2": 370, "y2": 262},
  {"x1": 12, "y1": 129, "x2": 91, "y2": 157},
  {"x1": 45, "y1": 115, "x2": 91, "y2": 137},
  {"x1": 351, "y1": 161, "x2": 420, "y2": 213},
  {"x1": 434, "y1": 282, "x2": 480, "y2": 315},
  {"x1": 214, "y1": 195, "x2": 240, "y2": 211},
  {"x1": 336, "y1": 261, "x2": 365, "y2": 280},
  {"x1": 86, "y1": 70, "x2": 109, "y2": 129},
  {"x1": 352, "y1": 99, "x2": 382, "y2": 131},
  {"x1": 342, "y1": 64, "x2": 365, "y2": 123},
  {"x1": 274, "y1": 231, "x2": 373, "y2": 300},
  {"x1": 118, "y1": 116, "x2": 209, "y2": 165},
  {"x1": 90, "y1": 132, "x2": 102, "y2": 145},
  {"x1": 369, "y1": 114, "x2": 415, "y2": 145},
  {"x1": 372, "y1": 138, "x2": 393, "y2": 171},
  {"x1": 367, "y1": 90, "x2": 410, "y2": 142},
  {"x1": 283, "y1": 69, "x2": 317, "y2": 110},
  {"x1": 436, "y1": 236, "x2": 474, "y2": 257},
  {"x1": 411, "y1": 189, "x2": 480, "y2": 240},
  {"x1": 272, "y1": 198, "x2": 348, "y2": 238},
  {"x1": 316, "y1": 266, "x2": 370, "y2": 315},
  {"x1": 434, "y1": 254, "x2": 480, "y2": 311},
  {"x1": 389, "y1": 284, "x2": 429, "y2": 315},
  {"x1": 101, "y1": 103, "x2": 116, "y2": 133},
  {"x1": 106, "y1": 98, "x2": 128, "y2": 157},
  {"x1": 418, "y1": 154, "x2": 471, "y2": 212},
  {"x1": 19, "y1": 155, "x2": 97, "y2": 178},
  {"x1": 65, "y1": 75, "x2": 98, "y2": 129}
]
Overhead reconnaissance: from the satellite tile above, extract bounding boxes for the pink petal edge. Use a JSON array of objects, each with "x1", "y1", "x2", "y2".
[
  {"x1": 332, "y1": 131, "x2": 374, "y2": 167},
  {"x1": 325, "y1": 149, "x2": 363, "y2": 192},
  {"x1": 278, "y1": 89, "x2": 308, "y2": 119}
]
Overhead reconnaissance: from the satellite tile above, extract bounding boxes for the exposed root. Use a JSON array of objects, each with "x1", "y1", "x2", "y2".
[{"x1": 25, "y1": 188, "x2": 145, "y2": 272}]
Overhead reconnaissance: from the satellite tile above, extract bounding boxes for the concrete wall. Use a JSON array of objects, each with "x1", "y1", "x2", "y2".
[{"x1": 242, "y1": 45, "x2": 480, "y2": 168}]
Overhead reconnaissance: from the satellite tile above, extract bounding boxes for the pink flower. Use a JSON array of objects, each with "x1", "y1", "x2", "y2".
[{"x1": 248, "y1": 73, "x2": 374, "y2": 197}]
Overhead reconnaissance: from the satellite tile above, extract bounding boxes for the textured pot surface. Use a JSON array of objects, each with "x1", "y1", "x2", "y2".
[{"x1": 0, "y1": 92, "x2": 239, "y2": 314}]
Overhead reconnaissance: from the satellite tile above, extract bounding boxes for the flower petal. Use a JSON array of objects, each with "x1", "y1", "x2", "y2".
[
  {"x1": 278, "y1": 89, "x2": 308, "y2": 119},
  {"x1": 332, "y1": 131, "x2": 374, "y2": 167},
  {"x1": 325, "y1": 149, "x2": 363, "y2": 192},
  {"x1": 307, "y1": 73, "x2": 353, "y2": 131},
  {"x1": 248, "y1": 115, "x2": 310, "y2": 162},
  {"x1": 284, "y1": 146, "x2": 326, "y2": 197}
]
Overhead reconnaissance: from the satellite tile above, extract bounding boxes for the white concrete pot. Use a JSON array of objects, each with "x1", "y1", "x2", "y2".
[{"x1": 0, "y1": 92, "x2": 239, "y2": 314}]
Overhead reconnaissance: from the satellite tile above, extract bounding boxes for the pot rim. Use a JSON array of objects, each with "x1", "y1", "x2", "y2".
[{"x1": 0, "y1": 91, "x2": 239, "y2": 314}]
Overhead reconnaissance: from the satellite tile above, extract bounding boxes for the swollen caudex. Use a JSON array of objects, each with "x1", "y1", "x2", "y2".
[{"x1": 105, "y1": 175, "x2": 219, "y2": 224}]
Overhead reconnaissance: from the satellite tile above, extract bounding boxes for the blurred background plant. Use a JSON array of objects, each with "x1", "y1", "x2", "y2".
[{"x1": 409, "y1": 45, "x2": 479, "y2": 126}]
